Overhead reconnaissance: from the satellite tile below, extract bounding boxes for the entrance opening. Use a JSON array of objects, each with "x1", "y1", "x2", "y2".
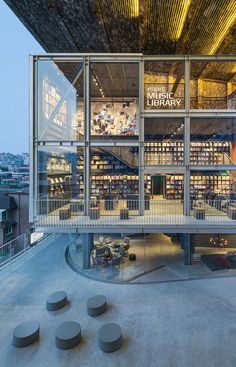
[{"x1": 151, "y1": 174, "x2": 165, "y2": 198}]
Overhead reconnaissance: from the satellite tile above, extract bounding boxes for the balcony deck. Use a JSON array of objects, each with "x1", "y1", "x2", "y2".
[{"x1": 35, "y1": 200, "x2": 236, "y2": 233}]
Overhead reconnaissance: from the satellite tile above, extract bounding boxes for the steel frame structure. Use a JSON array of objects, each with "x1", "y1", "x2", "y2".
[{"x1": 30, "y1": 54, "x2": 236, "y2": 226}]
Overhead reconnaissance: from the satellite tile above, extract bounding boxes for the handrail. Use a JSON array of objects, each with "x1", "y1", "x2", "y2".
[{"x1": 0, "y1": 233, "x2": 57, "y2": 275}]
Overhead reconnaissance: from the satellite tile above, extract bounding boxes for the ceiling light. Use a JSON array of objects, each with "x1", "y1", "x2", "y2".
[{"x1": 176, "y1": 0, "x2": 191, "y2": 40}]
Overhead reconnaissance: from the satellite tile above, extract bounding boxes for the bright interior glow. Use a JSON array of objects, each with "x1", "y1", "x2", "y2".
[
  {"x1": 209, "y1": 12, "x2": 236, "y2": 54},
  {"x1": 176, "y1": 0, "x2": 191, "y2": 40}
]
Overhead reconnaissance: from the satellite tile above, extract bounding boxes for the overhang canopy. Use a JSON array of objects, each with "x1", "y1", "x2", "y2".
[{"x1": 4, "y1": 0, "x2": 236, "y2": 55}]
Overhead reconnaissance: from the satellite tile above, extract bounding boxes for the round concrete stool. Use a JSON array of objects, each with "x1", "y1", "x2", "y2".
[
  {"x1": 46, "y1": 291, "x2": 67, "y2": 311},
  {"x1": 87, "y1": 295, "x2": 107, "y2": 317},
  {"x1": 55, "y1": 321, "x2": 81, "y2": 349},
  {"x1": 98, "y1": 323, "x2": 122, "y2": 353},
  {"x1": 13, "y1": 321, "x2": 40, "y2": 347}
]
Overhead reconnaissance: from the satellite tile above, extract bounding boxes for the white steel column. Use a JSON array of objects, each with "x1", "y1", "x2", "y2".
[
  {"x1": 30, "y1": 56, "x2": 38, "y2": 223},
  {"x1": 184, "y1": 57, "x2": 191, "y2": 216},
  {"x1": 84, "y1": 57, "x2": 90, "y2": 216},
  {"x1": 139, "y1": 59, "x2": 145, "y2": 215}
]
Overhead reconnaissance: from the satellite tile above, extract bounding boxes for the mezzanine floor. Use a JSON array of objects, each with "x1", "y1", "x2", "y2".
[
  {"x1": 1, "y1": 234, "x2": 236, "y2": 367},
  {"x1": 35, "y1": 199, "x2": 236, "y2": 233}
]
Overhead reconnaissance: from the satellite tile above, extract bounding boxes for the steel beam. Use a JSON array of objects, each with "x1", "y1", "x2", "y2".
[
  {"x1": 84, "y1": 57, "x2": 90, "y2": 216},
  {"x1": 139, "y1": 59, "x2": 145, "y2": 215}
]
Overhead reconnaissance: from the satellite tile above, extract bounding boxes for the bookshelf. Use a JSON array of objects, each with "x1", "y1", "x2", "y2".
[
  {"x1": 191, "y1": 174, "x2": 232, "y2": 199},
  {"x1": 166, "y1": 175, "x2": 183, "y2": 199},
  {"x1": 145, "y1": 142, "x2": 184, "y2": 165},
  {"x1": 144, "y1": 141, "x2": 230, "y2": 165},
  {"x1": 190, "y1": 142, "x2": 230, "y2": 165}
]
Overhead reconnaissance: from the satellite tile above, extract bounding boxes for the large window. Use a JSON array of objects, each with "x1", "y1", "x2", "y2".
[
  {"x1": 90, "y1": 146, "x2": 139, "y2": 214},
  {"x1": 145, "y1": 118, "x2": 184, "y2": 165},
  {"x1": 190, "y1": 118, "x2": 236, "y2": 165},
  {"x1": 190, "y1": 171, "x2": 236, "y2": 216},
  {"x1": 37, "y1": 146, "x2": 84, "y2": 199},
  {"x1": 190, "y1": 61, "x2": 236, "y2": 110},
  {"x1": 90, "y1": 63, "x2": 139, "y2": 139},
  {"x1": 37, "y1": 60, "x2": 84, "y2": 141},
  {"x1": 144, "y1": 61, "x2": 185, "y2": 110}
]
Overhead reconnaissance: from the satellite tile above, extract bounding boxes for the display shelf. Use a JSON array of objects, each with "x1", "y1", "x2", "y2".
[
  {"x1": 166, "y1": 175, "x2": 183, "y2": 199},
  {"x1": 191, "y1": 174, "x2": 232, "y2": 199},
  {"x1": 91, "y1": 175, "x2": 139, "y2": 198},
  {"x1": 190, "y1": 141, "x2": 230, "y2": 165},
  {"x1": 145, "y1": 141, "x2": 183, "y2": 165},
  {"x1": 144, "y1": 141, "x2": 230, "y2": 165}
]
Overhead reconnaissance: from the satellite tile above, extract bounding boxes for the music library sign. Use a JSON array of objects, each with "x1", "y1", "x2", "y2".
[{"x1": 145, "y1": 85, "x2": 183, "y2": 109}]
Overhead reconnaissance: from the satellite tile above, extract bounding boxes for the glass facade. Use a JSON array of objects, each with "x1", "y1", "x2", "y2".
[
  {"x1": 190, "y1": 61, "x2": 236, "y2": 109},
  {"x1": 32, "y1": 55, "x2": 236, "y2": 225},
  {"x1": 90, "y1": 63, "x2": 139, "y2": 139}
]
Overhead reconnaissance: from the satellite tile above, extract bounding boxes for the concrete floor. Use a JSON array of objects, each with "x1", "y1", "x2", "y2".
[
  {"x1": 36, "y1": 200, "x2": 235, "y2": 231},
  {"x1": 1, "y1": 234, "x2": 236, "y2": 367}
]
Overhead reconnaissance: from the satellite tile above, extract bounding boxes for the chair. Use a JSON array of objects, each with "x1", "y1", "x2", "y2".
[
  {"x1": 123, "y1": 244, "x2": 130, "y2": 254},
  {"x1": 95, "y1": 247, "x2": 107, "y2": 257},
  {"x1": 105, "y1": 236, "x2": 112, "y2": 244},
  {"x1": 119, "y1": 244, "x2": 130, "y2": 257},
  {"x1": 91, "y1": 255, "x2": 105, "y2": 269},
  {"x1": 107, "y1": 256, "x2": 122, "y2": 270},
  {"x1": 99, "y1": 236, "x2": 105, "y2": 244}
]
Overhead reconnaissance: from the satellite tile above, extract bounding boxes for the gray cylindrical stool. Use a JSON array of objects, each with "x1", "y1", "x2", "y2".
[
  {"x1": 13, "y1": 321, "x2": 40, "y2": 347},
  {"x1": 46, "y1": 291, "x2": 67, "y2": 311},
  {"x1": 98, "y1": 323, "x2": 122, "y2": 353},
  {"x1": 87, "y1": 295, "x2": 107, "y2": 317},
  {"x1": 55, "y1": 321, "x2": 81, "y2": 349}
]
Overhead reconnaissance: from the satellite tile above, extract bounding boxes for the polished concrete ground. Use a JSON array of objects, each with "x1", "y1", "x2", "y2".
[{"x1": 1, "y1": 234, "x2": 236, "y2": 367}]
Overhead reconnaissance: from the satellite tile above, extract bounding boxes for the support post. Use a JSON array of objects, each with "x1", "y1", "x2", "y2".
[
  {"x1": 139, "y1": 59, "x2": 145, "y2": 215},
  {"x1": 84, "y1": 57, "x2": 90, "y2": 215},
  {"x1": 184, "y1": 57, "x2": 191, "y2": 216},
  {"x1": 83, "y1": 233, "x2": 93, "y2": 269},
  {"x1": 181, "y1": 233, "x2": 193, "y2": 265}
]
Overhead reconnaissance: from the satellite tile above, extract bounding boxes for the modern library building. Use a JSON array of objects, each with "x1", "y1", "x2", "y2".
[{"x1": 31, "y1": 54, "x2": 236, "y2": 281}]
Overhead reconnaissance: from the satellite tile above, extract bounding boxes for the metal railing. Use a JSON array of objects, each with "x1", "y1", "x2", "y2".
[
  {"x1": 191, "y1": 199, "x2": 236, "y2": 217},
  {"x1": 0, "y1": 233, "x2": 57, "y2": 275},
  {"x1": 34, "y1": 198, "x2": 236, "y2": 227}
]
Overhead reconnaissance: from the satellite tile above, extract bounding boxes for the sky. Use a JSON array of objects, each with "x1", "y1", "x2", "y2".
[{"x1": 0, "y1": 1, "x2": 45, "y2": 154}]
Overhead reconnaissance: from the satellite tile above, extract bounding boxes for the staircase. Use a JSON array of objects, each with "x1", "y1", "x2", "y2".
[{"x1": 100, "y1": 147, "x2": 138, "y2": 168}]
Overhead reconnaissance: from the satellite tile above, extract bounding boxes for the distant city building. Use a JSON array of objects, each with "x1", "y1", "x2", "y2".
[
  {"x1": 0, "y1": 192, "x2": 31, "y2": 246},
  {"x1": 0, "y1": 153, "x2": 29, "y2": 192}
]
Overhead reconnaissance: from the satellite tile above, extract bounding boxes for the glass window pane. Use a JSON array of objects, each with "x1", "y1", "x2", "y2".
[
  {"x1": 37, "y1": 146, "x2": 84, "y2": 199},
  {"x1": 144, "y1": 61, "x2": 185, "y2": 110},
  {"x1": 190, "y1": 118, "x2": 236, "y2": 165},
  {"x1": 90, "y1": 63, "x2": 139, "y2": 139},
  {"x1": 90, "y1": 146, "x2": 139, "y2": 214},
  {"x1": 145, "y1": 118, "x2": 184, "y2": 165},
  {"x1": 190, "y1": 61, "x2": 236, "y2": 109},
  {"x1": 37, "y1": 60, "x2": 84, "y2": 141},
  {"x1": 145, "y1": 174, "x2": 184, "y2": 214},
  {"x1": 90, "y1": 146, "x2": 139, "y2": 198},
  {"x1": 190, "y1": 171, "x2": 236, "y2": 216}
]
